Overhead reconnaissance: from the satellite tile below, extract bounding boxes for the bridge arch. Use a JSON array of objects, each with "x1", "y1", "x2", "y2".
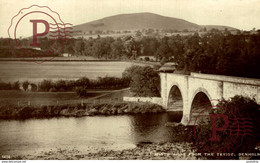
[
  {"x1": 167, "y1": 84, "x2": 183, "y2": 122},
  {"x1": 189, "y1": 88, "x2": 213, "y2": 124},
  {"x1": 190, "y1": 88, "x2": 213, "y2": 109}
]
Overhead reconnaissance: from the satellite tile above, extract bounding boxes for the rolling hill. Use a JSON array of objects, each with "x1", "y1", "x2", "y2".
[{"x1": 72, "y1": 12, "x2": 236, "y2": 34}]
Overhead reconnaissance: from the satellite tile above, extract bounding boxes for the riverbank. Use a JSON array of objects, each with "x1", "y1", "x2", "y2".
[
  {"x1": 0, "y1": 101, "x2": 165, "y2": 119},
  {"x1": 11, "y1": 142, "x2": 197, "y2": 160}
]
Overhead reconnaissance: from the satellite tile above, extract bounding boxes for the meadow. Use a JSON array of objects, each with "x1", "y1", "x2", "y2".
[
  {"x1": 0, "y1": 89, "x2": 131, "y2": 107},
  {"x1": 0, "y1": 61, "x2": 139, "y2": 106},
  {"x1": 0, "y1": 61, "x2": 135, "y2": 83}
]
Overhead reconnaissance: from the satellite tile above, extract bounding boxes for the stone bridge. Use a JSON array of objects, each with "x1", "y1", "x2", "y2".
[{"x1": 160, "y1": 72, "x2": 260, "y2": 125}]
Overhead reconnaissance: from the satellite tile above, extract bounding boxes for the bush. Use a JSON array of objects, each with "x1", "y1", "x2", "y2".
[
  {"x1": 12, "y1": 81, "x2": 20, "y2": 90},
  {"x1": 76, "y1": 87, "x2": 88, "y2": 97},
  {"x1": 0, "y1": 81, "x2": 20, "y2": 90},
  {"x1": 30, "y1": 83, "x2": 38, "y2": 91},
  {"x1": 22, "y1": 81, "x2": 30, "y2": 91},
  {"x1": 18, "y1": 106, "x2": 34, "y2": 118},
  {"x1": 192, "y1": 96, "x2": 260, "y2": 159},
  {"x1": 55, "y1": 80, "x2": 67, "y2": 91},
  {"x1": 75, "y1": 77, "x2": 90, "y2": 87},
  {"x1": 0, "y1": 81, "x2": 12, "y2": 90},
  {"x1": 39, "y1": 80, "x2": 54, "y2": 91}
]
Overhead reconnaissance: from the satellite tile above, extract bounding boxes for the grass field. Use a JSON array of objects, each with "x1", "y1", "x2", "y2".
[
  {"x1": 0, "y1": 89, "x2": 131, "y2": 107},
  {"x1": 0, "y1": 61, "x2": 135, "y2": 83}
]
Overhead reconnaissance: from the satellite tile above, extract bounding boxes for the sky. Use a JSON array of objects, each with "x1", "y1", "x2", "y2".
[{"x1": 1, "y1": 0, "x2": 260, "y2": 38}]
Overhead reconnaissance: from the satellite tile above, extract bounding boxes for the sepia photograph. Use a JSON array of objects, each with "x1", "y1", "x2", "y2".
[{"x1": 0, "y1": 0, "x2": 260, "y2": 161}]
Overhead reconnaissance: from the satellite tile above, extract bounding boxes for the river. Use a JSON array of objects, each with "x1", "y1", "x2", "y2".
[{"x1": 0, "y1": 113, "x2": 182, "y2": 157}]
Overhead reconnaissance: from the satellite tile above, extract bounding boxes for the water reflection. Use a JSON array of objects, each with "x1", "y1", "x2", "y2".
[{"x1": 0, "y1": 113, "x2": 179, "y2": 155}]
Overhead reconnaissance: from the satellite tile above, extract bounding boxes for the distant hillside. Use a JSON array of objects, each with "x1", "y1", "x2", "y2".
[
  {"x1": 72, "y1": 13, "x2": 236, "y2": 34},
  {"x1": 73, "y1": 12, "x2": 201, "y2": 33},
  {"x1": 201, "y1": 25, "x2": 237, "y2": 31}
]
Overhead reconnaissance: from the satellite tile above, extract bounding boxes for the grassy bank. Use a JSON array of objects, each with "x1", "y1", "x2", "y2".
[
  {"x1": 0, "y1": 89, "x2": 131, "y2": 106},
  {"x1": 0, "y1": 90, "x2": 104, "y2": 106},
  {"x1": 0, "y1": 101, "x2": 165, "y2": 119}
]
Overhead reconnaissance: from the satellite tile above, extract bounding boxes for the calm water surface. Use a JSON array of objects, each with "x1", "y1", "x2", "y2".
[{"x1": 0, "y1": 113, "x2": 182, "y2": 155}]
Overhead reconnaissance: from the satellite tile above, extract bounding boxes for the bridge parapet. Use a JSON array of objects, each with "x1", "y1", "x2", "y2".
[{"x1": 191, "y1": 72, "x2": 260, "y2": 86}]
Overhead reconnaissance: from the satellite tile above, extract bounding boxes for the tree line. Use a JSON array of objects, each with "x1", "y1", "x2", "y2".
[
  {"x1": 0, "y1": 76, "x2": 129, "y2": 92},
  {"x1": 1, "y1": 28, "x2": 259, "y2": 78},
  {"x1": 0, "y1": 65, "x2": 160, "y2": 97}
]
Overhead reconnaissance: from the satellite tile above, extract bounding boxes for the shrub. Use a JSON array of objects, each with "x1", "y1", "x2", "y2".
[
  {"x1": 193, "y1": 96, "x2": 260, "y2": 159},
  {"x1": 66, "y1": 80, "x2": 76, "y2": 90},
  {"x1": 12, "y1": 81, "x2": 20, "y2": 90},
  {"x1": 39, "y1": 80, "x2": 54, "y2": 91},
  {"x1": 75, "y1": 77, "x2": 90, "y2": 87},
  {"x1": 0, "y1": 81, "x2": 12, "y2": 90},
  {"x1": 30, "y1": 83, "x2": 38, "y2": 91},
  {"x1": 76, "y1": 87, "x2": 88, "y2": 97},
  {"x1": 22, "y1": 81, "x2": 30, "y2": 91},
  {"x1": 18, "y1": 106, "x2": 34, "y2": 118},
  {"x1": 55, "y1": 80, "x2": 67, "y2": 91}
]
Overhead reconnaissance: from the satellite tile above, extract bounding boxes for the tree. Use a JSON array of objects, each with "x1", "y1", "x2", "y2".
[
  {"x1": 140, "y1": 37, "x2": 159, "y2": 57},
  {"x1": 123, "y1": 66, "x2": 160, "y2": 97},
  {"x1": 22, "y1": 81, "x2": 30, "y2": 91},
  {"x1": 110, "y1": 38, "x2": 125, "y2": 59},
  {"x1": 55, "y1": 80, "x2": 67, "y2": 91},
  {"x1": 74, "y1": 39, "x2": 86, "y2": 55},
  {"x1": 75, "y1": 77, "x2": 90, "y2": 87},
  {"x1": 124, "y1": 38, "x2": 140, "y2": 59},
  {"x1": 155, "y1": 37, "x2": 172, "y2": 61},
  {"x1": 12, "y1": 81, "x2": 20, "y2": 90},
  {"x1": 92, "y1": 37, "x2": 113, "y2": 58}
]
